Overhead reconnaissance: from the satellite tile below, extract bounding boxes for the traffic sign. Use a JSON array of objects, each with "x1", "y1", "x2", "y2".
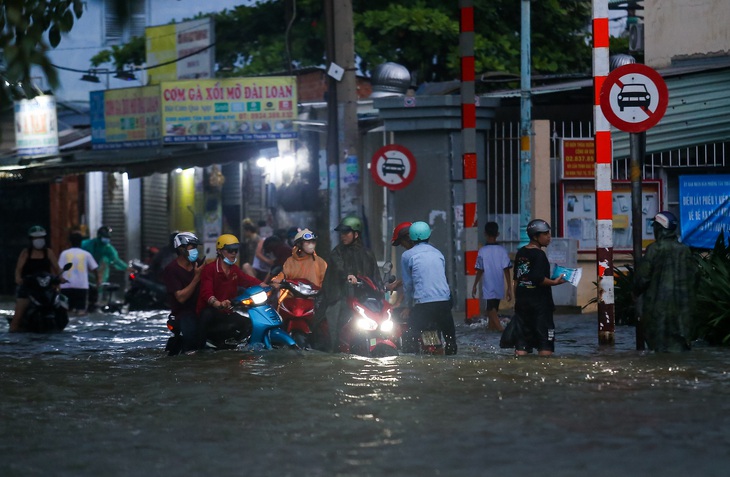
[
  {"x1": 370, "y1": 144, "x2": 417, "y2": 191},
  {"x1": 600, "y1": 63, "x2": 668, "y2": 133}
]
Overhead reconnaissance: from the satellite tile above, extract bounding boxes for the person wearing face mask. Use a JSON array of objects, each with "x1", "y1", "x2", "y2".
[
  {"x1": 195, "y1": 234, "x2": 263, "y2": 349},
  {"x1": 162, "y1": 232, "x2": 205, "y2": 353},
  {"x1": 270, "y1": 229, "x2": 328, "y2": 288},
  {"x1": 9, "y1": 226, "x2": 62, "y2": 332},
  {"x1": 81, "y1": 226, "x2": 131, "y2": 310}
]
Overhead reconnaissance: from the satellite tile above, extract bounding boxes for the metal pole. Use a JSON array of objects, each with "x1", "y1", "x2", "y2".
[
  {"x1": 630, "y1": 131, "x2": 646, "y2": 350},
  {"x1": 460, "y1": 0, "x2": 480, "y2": 319},
  {"x1": 519, "y1": 0, "x2": 532, "y2": 246},
  {"x1": 593, "y1": 0, "x2": 615, "y2": 345}
]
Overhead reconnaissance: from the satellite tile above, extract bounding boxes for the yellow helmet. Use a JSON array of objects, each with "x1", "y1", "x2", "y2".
[{"x1": 216, "y1": 234, "x2": 239, "y2": 250}]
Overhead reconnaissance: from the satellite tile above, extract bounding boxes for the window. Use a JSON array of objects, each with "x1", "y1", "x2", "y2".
[{"x1": 105, "y1": 0, "x2": 147, "y2": 46}]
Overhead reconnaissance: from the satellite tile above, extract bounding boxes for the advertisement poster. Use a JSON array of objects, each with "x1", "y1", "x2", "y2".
[
  {"x1": 14, "y1": 95, "x2": 59, "y2": 156},
  {"x1": 561, "y1": 138, "x2": 595, "y2": 179},
  {"x1": 161, "y1": 77, "x2": 298, "y2": 143},
  {"x1": 679, "y1": 174, "x2": 730, "y2": 248},
  {"x1": 561, "y1": 180, "x2": 661, "y2": 252},
  {"x1": 91, "y1": 86, "x2": 162, "y2": 149},
  {"x1": 146, "y1": 18, "x2": 215, "y2": 84}
]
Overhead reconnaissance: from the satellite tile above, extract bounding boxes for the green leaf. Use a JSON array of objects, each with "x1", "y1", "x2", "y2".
[{"x1": 48, "y1": 24, "x2": 61, "y2": 47}]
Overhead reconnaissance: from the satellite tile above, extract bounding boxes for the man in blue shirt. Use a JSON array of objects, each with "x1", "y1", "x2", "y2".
[{"x1": 401, "y1": 221, "x2": 457, "y2": 355}]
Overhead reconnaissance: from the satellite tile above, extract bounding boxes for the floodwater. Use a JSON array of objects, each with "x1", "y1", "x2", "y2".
[{"x1": 1, "y1": 304, "x2": 730, "y2": 477}]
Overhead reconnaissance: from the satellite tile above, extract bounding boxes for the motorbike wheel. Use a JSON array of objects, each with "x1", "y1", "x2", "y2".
[{"x1": 291, "y1": 331, "x2": 311, "y2": 349}]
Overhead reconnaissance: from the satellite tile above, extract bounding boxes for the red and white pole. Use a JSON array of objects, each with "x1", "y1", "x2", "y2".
[
  {"x1": 460, "y1": 1, "x2": 480, "y2": 320},
  {"x1": 593, "y1": 0, "x2": 615, "y2": 344}
]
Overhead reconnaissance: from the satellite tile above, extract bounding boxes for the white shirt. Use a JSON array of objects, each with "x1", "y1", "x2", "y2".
[
  {"x1": 59, "y1": 247, "x2": 99, "y2": 289},
  {"x1": 474, "y1": 243, "x2": 511, "y2": 300}
]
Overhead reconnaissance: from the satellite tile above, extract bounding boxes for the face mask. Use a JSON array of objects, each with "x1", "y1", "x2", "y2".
[
  {"x1": 302, "y1": 242, "x2": 316, "y2": 255},
  {"x1": 32, "y1": 238, "x2": 45, "y2": 249},
  {"x1": 187, "y1": 249, "x2": 199, "y2": 262},
  {"x1": 223, "y1": 256, "x2": 237, "y2": 266},
  {"x1": 101, "y1": 237, "x2": 111, "y2": 245}
]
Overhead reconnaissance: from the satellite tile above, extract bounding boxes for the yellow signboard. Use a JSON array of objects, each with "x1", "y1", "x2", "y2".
[
  {"x1": 90, "y1": 86, "x2": 162, "y2": 149},
  {"x1": 161, "y1": 77, "x2": 298, "y2": 144}
]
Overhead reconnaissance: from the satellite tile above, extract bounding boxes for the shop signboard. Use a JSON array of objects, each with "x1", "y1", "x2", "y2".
[
  {"x1": 679, "y1": 174, "x2": 730, "y2": 249},
  {"x1": 90, "y1": 85, "x2": 162, "y2": 150},
  {"x1": 14, "y1": 95, "x2": 59, "y2": 157},
  {"x1": 161, "y1": 77, "x2": 298, "y2": 144}
]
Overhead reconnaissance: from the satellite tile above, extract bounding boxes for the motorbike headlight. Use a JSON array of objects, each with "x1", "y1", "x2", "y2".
[
  {"x1": 355, "y1": 305, "x2": 378, "y2": 331},
  {"x1": 380, "y1": 319, "x2": 394, "y2": 333},
  {"x1": 250, "y1": 290, "x2": 269, "y2": 305}
]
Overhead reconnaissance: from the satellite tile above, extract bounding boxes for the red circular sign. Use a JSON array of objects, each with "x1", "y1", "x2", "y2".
[
  {"x1": 370, "y1": 144, "x2": 417, "y2": 191},
  {"x1": 600, "y1": 63, "x2": 668, "y2": 133}
]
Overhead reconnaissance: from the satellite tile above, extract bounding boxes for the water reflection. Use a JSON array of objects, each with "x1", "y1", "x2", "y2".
[{"x1": 2, "y1": 305, "x2": 730, "y2": 476}]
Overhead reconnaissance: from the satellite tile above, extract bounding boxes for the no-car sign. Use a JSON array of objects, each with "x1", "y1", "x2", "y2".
[
  {"x1": 370, "y1": 144, "x2": 417, "y2": 191},
  {"x1": 600, "y1": 63, "x2": 668, "y2": 133}
]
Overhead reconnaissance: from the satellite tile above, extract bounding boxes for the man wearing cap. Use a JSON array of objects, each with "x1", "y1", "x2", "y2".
[{"x1": 634, "y1": 211, "x2": 697, "y2": 352}]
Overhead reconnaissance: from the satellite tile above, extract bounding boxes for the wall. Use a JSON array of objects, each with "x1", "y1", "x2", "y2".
[{"x1": 645, "y1": 0, "x2": 730, "y2": 68}]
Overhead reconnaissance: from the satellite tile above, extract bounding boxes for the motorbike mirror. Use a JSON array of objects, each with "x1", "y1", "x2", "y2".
[
  {"x1": 62, "y1": 262, "x2": 73, "y2": 271},
  {"x1": 381, "y1": 261, "x2": 393, "y2": 274}
]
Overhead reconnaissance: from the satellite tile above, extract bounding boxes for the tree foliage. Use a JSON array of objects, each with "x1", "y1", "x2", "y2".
[
  {"x1": 1, "y1": 0, "x2": 84, "y2": 100},
  {"x1": 82, "y1": 0, "x2": 596, "y2": 89}
]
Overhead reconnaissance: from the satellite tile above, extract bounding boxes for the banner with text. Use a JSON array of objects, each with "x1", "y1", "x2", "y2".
[
  {"x1": 91, "y1": 86, "x2": 162, "y2": 149},
  {"x1": 14, "y1": 95, "x2": 59, "y2": 157},
  {"x1": 146, "y1": 18, "x2": 215, "y2": 84},
  {"x1": 161, "y1": 77, "x2": 298, "y2": 144},
  {"x1": 679, "y1": 174, "x2": 730, "y2": 248},
  {"x1": 561, "y1": 138, "x2": 595, "y2": 179}
]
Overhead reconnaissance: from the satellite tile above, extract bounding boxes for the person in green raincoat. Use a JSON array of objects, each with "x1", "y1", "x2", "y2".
[
  {"x1": 82, "y1": 226, "x2": 130, "y2": 309},
  {"x1": 633, "y1": 211, "x2": 697, "y2": 352}
]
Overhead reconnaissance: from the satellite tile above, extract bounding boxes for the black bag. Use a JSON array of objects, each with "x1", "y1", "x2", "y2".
[{"x1": 499, "y1": 314, "x2": 521, "y2": 349}]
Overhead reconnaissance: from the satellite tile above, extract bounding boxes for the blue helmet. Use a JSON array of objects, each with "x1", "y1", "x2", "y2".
[
  {"x1": 409, "y1": 221, "x2": 431, "y2": 241},
  {"x1": 653, "y1": 211, "x2": 678, "y2": 231}
]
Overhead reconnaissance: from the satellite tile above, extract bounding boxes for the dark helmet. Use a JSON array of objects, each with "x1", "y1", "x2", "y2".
[
  {"x1": 653, "y1": 211, "x2": 678, "y2": 231},
  {"x1": 97, "y1": 226, "x2": 112, "y2": 239},
  {"x1": 526, "y1": 219, "x2": 551, "y2": 239},
  {"x1": 28, "y1": 225, "x2": 47, "y2": 238},
  {"x1": 173, "y1": 232, "x2": 200, "y2": 249},
  {"x1": 334, "y1": 215, "x2": 362, "y2": 233}
]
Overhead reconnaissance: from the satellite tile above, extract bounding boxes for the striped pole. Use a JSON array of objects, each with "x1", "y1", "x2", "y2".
[
  {"x1": 460, "y1": 0, "x2": 480, "y2": 321},
  {"x1": 593, "y1": 0, "x2": 615, "y2": 345}
]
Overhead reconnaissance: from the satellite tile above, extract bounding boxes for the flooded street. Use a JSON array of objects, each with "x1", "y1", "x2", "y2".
[{"x1": 2, "y1": 305, "x2": 730, "y2": 476}]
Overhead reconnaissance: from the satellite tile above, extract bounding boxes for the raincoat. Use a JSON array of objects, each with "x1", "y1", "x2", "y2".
[
  {"x1": 634, "y1": 227, "x2": 697, "y2": 351},
  {"x1": 272, "y1": 247, "x2": 328, "y2": 287}
]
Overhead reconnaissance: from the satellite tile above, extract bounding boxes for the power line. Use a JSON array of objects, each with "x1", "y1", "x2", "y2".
[{"x1": 51, "y1": 43, "x2": 216, "y2": 74}]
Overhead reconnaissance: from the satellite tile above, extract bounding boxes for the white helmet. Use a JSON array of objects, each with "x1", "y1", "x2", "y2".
[{"x1": 173, "y1": 232, "x2": 200, "y2": 249}]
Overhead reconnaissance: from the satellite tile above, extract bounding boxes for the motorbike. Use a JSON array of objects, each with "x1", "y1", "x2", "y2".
[
  {"x1": 233, "y1": 284, "x2": 298, "y2": 350},
  {"x1": 334, "y1": 263, "x2": 400, "y2": 357},
  {"x1": 6, "y1": 263, "x2": 73, "y2": 333},
  {"x1": 124, "y1": 258, "x2": 167, "y2": 311},
  {"x1": 275, "y1": 277, "x2": 320, "y2": 348}
]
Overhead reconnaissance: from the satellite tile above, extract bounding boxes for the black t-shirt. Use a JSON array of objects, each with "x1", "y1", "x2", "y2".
[
  {"x1": 163, "y1": 260, "x2": 199, "y2": 316},
  {"x1": 513, "y1": 246, "x2": 553, "y2": 308}
]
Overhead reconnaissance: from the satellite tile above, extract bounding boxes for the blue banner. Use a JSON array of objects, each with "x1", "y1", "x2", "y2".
[{"x1": 679, "y1": 174, "x2": 730, "y2": 248}]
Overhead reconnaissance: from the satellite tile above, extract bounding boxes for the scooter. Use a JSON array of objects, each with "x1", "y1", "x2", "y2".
[
  {"x1": 6, "y1": 263, "x2": 72, "y2": 333},
  {"x1": 335, "y1": 264, "x2": 400, "y2": 357},
  {"x1": 276, "y1": 278, "x2": 320, "y2": 348},
  {"x1": 124, "y1": 259, "x2": 167, "y2": 311},
  {"x1": 233, "y1": 284, "x2": 298, "y2": 350}
]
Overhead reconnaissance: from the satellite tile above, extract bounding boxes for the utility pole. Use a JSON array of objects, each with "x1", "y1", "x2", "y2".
[
  {"x1": 326, "y1": 0, "x2": 360, "y2": 241},
  {"x1": 519, "y1": 0, "x2": 532, "y2": 246}
]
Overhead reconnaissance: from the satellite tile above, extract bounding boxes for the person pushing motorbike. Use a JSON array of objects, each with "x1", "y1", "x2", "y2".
[
  {"x1": 318, "y1": 216, "x2": 381, "y2": 352},
  {"x1": 400, "y1": 221, "x2": 458, "y2": 355},
  {"x1": 196, "y1": 234, "x2": 263, "y2": 349}
]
